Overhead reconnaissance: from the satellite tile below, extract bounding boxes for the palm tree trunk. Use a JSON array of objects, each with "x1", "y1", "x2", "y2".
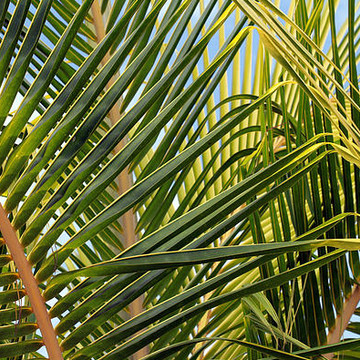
[{"x1": 90, "y1": 2, "x2": 147, "y2": 359}]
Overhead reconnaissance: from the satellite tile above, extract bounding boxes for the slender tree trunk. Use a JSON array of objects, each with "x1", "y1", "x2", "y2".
[{"x1": 90, "y1": 2, "x2": 147, "y2": 359}]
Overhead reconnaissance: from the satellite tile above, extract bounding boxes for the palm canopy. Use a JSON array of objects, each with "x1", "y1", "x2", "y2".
[{"x1": 0, "y1": 0, "x2": 359, "y2": 359}]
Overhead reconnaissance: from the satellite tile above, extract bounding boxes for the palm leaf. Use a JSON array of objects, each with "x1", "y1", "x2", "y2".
[{"x1": 0, "y1": 1, "x2": 359, "y2": 359}]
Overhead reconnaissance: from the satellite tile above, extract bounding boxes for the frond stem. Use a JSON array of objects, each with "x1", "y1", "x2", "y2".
[
  {"x1": 0, "y1": 204, "x2": 63, "y2": 360},
  {"x1": 325, "y1": 284, "x2": 360, "y2": 359}
]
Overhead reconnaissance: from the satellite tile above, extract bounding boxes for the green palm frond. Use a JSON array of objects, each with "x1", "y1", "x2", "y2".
[{"x1": 0, "y1": 0, "x2": 359, "y2": 359}]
